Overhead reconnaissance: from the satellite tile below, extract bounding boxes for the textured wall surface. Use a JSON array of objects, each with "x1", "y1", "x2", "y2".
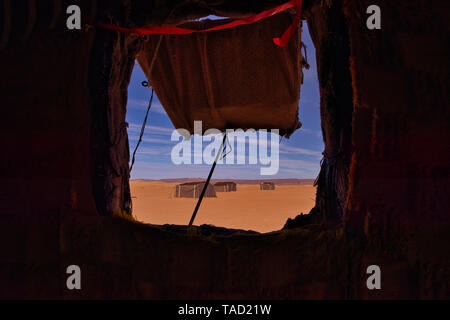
[
  {"x1": 0, "y1": 0, "x2": 448, "y2": 299},
  {"x1": 342, "y1": 0, "x2": 450, "y2": 234},
  {"x1": 0, "y1": 215, "x2": 447, "y2": 299},
  {"x1": 0, "y1": 26, "x2": 97, "y2": 217}
]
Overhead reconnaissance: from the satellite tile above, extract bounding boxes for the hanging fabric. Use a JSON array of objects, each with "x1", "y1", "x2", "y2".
[{"x1": 137, "y1": 11, "x2": 303, "y2": 138}]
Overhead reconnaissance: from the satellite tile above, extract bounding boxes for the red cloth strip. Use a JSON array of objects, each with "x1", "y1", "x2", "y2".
[
  {"x1": 273, "y1": 0, "x2": 303, "y2": 47},
  {"x1": 97, "y1": 0, "x2": 303, "y2": 47}
]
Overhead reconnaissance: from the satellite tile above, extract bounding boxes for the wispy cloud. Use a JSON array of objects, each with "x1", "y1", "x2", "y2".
[
  {"x1": 128, "y1": 123, "x2": 174, "y2": 135},
  {"x1": 128, "y1": 134, "x2": 174, "y2": 145},
  {"x1": 127, "y1": 99, "x2": 167, "y2": 115},
  {"x1": 279, "y1": 158, "x2": 320, "y2": 171},
  {"x1": 279, "y1": 144, "x2": 322, "y2": 158},
  {"x1": 130, "y1": 146, "x2": 172, "y2": 156},
  {"x1": 299, "y1": 127, "x2": 322, "y2": 138}
]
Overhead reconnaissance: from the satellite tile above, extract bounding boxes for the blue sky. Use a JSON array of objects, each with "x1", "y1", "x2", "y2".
[{"x1": 126, "y1": 24, "x2": 323, "y2": 180}]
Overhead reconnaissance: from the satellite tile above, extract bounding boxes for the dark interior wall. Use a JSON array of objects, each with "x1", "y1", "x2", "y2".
[
  {"x1": 0, "y1": 0, "x2": 449, "y2": 299},
  {"x1": 0, "y1": 3, "x2": 99, "y2": 217},
  {"x1": 0, "y1": 0, "x2": 140, "y2": 217},
  {"x1": 342, "y1": 0, "x2": 450, "y2": 234},
  {"x1": 88, "y1": 30, "x2": 138, "y2": 216},
  {"x1": 303, "y1": 0, "x2": 353, "y2": 224},
  {"x1": 298, "y1": 0, "x2": 450, "y2": 235}
]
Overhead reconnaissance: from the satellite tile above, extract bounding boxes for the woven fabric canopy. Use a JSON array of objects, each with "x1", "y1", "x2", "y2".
[{"x1": 137, "y1": 12, "x2": 303, "y2": 137}]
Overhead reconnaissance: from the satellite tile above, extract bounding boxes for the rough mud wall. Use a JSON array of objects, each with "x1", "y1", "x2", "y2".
[
  {"x1": 286, "y1": 0, "x2": 449, "y2": 299},
  {"x1": 342, "y1": 0, "x2": 450, "y2": 234},
  {"x1": 0, "y1": 3, "x2": 99, "y2": 217},
  {"x1": 1, "y1": 215, "x2": 447, "y2": 299},
  {"x1": 303, "y1": 0, "x2": 353, "y2": 224},
  {"x1": 0, "y1": 0, "x2": 449, "y2": 300},
  {"x1": 88, "y1": 30, "x2": 139, "y2": 216},
  {"x1": 0, "y1": 215, "x2": 349, "y2": 299},
  {"x1": 0, "y1": 0, "x2": 138, "y2": 217},
  {"x1": 342, "y1": 0, "x2": 450, "y2": 298}
]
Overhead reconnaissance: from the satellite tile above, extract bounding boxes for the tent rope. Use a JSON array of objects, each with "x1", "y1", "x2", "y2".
[
  {"x1": 220, "y1": 134, "x2": 232, "y2": 160},
  {"x1": 129, "y1": 88, "x2": 154, "y2": 173},
  {"x1": 301, "y1": 41, "x2": 310, "y2": 70},
  {"x1": 129, "y1": 34, "x2": 164, "y2": 174}
]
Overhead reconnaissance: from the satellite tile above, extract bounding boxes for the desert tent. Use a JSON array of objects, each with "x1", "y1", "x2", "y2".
[
  {"x1": 214, "y1": 181, "x2": 237, "y2": 192},
  {"x1": 175, "y1": 181, "x2": 217, "y2": 198},
  {"x1": 260, "y1": 181, "x2": 275, "y2": 190},
  {"x1": 137, "y1": 11, "x2": 304, "y2": 137}
]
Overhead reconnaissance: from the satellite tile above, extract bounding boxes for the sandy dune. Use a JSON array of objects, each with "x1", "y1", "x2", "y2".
[{"x1": 130, "y1": 181, "x2": 316, "y2": 233}]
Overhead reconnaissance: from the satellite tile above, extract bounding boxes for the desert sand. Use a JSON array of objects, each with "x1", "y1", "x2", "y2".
[{"x1": 130, "y1": 180, "x2": 316, "y2": 233}]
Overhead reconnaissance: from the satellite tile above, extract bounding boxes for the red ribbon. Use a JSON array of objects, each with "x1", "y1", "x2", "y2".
[
  {"x1": 97, "y1": 0, "x2": 303, "y2": 47},
  {"x1": 273, "y1": 0, "x2": 303, "y2": 47}
]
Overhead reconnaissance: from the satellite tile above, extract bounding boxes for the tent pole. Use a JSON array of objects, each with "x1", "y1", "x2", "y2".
[{"x1": 188, "y1": 133, "x2": 227, "y2": 228}]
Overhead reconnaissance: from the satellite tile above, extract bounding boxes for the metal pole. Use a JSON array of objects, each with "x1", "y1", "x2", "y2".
[{"x1": 188, "y1": 133, "x2": 227, "y2": 227}]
